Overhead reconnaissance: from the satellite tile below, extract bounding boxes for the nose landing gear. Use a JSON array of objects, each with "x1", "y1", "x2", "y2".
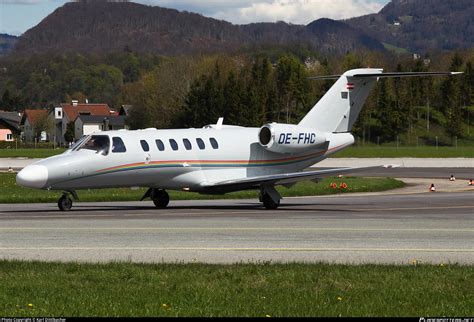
[{"x1": 58, "y1": 191, "x2": 78, "y2": 211}]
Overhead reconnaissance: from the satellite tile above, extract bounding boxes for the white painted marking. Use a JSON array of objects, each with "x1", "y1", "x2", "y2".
[
  {"x1": 0, "y1": 227, "x2": 472, "y2": 232},
  {"x1": 0, "y1": 247, "x2": 472, "y2": 253}
]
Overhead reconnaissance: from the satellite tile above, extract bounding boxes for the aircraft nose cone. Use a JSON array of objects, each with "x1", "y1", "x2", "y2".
[{"x1": 16, "y1": 165, "x2": 49, "y2": 189}]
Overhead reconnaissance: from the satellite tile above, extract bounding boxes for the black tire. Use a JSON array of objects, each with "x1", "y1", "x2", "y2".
[
  {"x1": 152, "y1": 189, "x2": 170, "y2": 208},
  {"x1": 58, "y1": 195, "x2": 73, "y2": 211},
  {"x1": 262, "y1": 193, "x2": 280, "y2": 210}
]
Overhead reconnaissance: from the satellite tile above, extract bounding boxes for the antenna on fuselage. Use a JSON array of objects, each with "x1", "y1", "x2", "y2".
[{"x1": 216, "y1": 117, "x2": 224, "y2": 130}]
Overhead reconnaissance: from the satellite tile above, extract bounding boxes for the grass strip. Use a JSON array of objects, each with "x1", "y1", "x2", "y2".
[
  {"x1": 332, "y1": 146, "x2": 474, "y2": 158},
  {"x1": 0, "y1": 173, "x2": 404, "y2": 203},
  {"x1": 0, "y1": 261, "x2": 472, "y2": 317},
  {"x1": 0, "y1": 146, "x2": 473, "y2": 159},
  {"x1": 0, "y1": 149, "x2": 66, "y2": 158}
]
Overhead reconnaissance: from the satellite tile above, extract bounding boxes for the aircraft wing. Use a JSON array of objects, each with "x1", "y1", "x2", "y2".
[{"x1": 200, "y1": 165, "x2": 397, "y2": 193}]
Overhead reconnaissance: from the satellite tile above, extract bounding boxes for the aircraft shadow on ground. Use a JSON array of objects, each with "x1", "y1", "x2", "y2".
[{"x1": 1, "y1": 202, "x2": 362, "y2": 214}]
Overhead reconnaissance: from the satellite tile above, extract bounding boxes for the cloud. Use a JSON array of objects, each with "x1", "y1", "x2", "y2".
[
  {"x1": 0, "y1": 0, "x2": 44, "y2": 4},
  {"x1": 211, "y1": 0, "x2": 384, "y2": 25},
  {"x1": 139, "y1": 0, "x2": 262, "y2": 16},
  {"x1": 0, "y1": 0, "x2": 62, "y2": 4}
]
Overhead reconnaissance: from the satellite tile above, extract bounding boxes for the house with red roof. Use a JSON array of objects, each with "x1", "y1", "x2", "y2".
[
  {"x1": 50, "y1": 100, "x2": 127, "y2": 145},
  {"x1": 20, "y1": 109, "x2": 49, "y2": 143}
]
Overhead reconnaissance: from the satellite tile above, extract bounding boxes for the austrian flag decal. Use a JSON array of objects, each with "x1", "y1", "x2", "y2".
[{"x1": 346, "y1": 83, "x2": 355, "y2": 90}]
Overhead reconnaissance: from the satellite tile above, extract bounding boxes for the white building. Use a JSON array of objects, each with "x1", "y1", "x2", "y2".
[{"x1": 74, "y1": 115, "x2": 127, "y2": 138}]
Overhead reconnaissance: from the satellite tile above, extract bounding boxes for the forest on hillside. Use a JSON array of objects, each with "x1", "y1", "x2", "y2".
[{"x1": 0, "y1": 47, "x2": 473, "y2": 146}]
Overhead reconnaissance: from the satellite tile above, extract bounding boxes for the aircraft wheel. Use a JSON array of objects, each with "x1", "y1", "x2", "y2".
[
  {"x1": 152, "y1": 189, "x2": 169, "y2": 208},
  {"x1": 262, "y1": 193, "x2": 280, "y2": 210},
  {"x1": 58, "y1": 195, "x2": 73, "y2": 211}
]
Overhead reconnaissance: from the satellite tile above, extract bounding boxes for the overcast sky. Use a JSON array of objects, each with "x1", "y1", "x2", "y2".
[{"x1": 0, "y1": 0, "x2": 390, "y2": 36}]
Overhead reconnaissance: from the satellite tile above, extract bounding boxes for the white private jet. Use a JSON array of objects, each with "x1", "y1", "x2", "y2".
[{"x1": 16, "y1": 68, "x2": 461, "y2": 211}]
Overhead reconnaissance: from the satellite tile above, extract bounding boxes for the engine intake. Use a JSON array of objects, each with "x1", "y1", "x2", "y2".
[{"x1": 258, "y1": 123, "x2": 327, "y2": 154}]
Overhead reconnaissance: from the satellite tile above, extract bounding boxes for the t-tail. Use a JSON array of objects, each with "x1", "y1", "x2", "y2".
[{"x1": 299, "y1": 68, "x2": 462, "y2": 133}]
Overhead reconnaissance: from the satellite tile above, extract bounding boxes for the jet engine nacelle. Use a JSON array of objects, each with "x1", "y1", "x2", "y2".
[{"x1": 258, "y1": 123, "x2": 327, "y2": 154}]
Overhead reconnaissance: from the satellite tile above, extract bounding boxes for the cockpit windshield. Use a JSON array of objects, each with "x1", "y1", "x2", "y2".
[
  {"x1": 75, "y1": 135, "x2": 110, "y2": 155},
  {"x1": 70, "y1": 135, "x2": 87, "y2": 151}
]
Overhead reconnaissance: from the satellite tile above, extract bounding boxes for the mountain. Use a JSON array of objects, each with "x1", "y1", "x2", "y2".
[
  {"x1": 13, "y1": 1, "x2": 384, "y2": 56},
  {"x1": 0, "y1": 34, "x2": 19, "y2": 56},
  {"x1": 346, "y1": 0, "x2": 474, "y2": 52},
  {"x1": 302, "y1": 19, "x2": 383, "y2": 54}
]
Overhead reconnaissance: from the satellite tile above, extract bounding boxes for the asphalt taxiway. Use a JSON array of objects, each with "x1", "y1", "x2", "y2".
[{"x1": 0, "y1": 189, "x2": 472, "y2": 264}]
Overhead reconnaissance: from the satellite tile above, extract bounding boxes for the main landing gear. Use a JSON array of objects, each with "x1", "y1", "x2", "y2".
[
  {"x1": 58, "y1": 191, "x2": 78, "y2": 211},
  {"x1": 152, "y1": 189, "x2": 169, "y2": 208},
  {"x1": 260, "y1": 186, "x2": 281, "y2": 210},
  {"x1": 141, "y1": 188, "x2": 170, "y2": 208}
]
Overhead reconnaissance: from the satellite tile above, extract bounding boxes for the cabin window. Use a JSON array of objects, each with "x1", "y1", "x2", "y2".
[
  {"x1": 196, "y1": 138, "x2": 205, "y2": 150},
  {"x1": 169, "y1": 139, "x2": 178, "y2": 151},
  {"x1": 209, "y1": 137, "x2": 219, "y2": 149},
  {"x1": 183, "y1": 138, "x2": 192, "y2": 150},
  {"x1": 156, "y1": 139, "x2": 165, "y2": 151},
  {"x1": 112, "y1": 137, "x2": 126, "y2": 153},
  {"x1": 140, "y1": 140, "x2": 150, "y2": 152},
  {"x1": 78, "y1": 135, "x2": 110, "y2": 155}
]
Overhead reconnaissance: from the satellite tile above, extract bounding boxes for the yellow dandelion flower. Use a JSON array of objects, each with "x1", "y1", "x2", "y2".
[
  {"x1": 27, "y1": 303, "x2": 33, "y2": 308},
  {"x1": 337, "y1": 297, "x2": 342, "y2": 301},
  {"x1": 265, "y1": 314, "x2": 271, "y2": 318},
  {"x1": 162, "y1": 304, "x2": 168, "y2": 308}
]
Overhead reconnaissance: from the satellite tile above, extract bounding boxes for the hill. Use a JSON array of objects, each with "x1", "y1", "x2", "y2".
[
  {"x1": 13, "y1": 1, "x2": 384, "y2": 56},
  {"x1": 346, "y1": 0, "x2": 474, "y2": 52}
]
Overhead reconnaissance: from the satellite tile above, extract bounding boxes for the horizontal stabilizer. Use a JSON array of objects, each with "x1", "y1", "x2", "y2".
[
  {"x1": 309, "y1": 71, "x2": 463, "y2": 80},
  {"x1": 352, "y1": 71, "x2": 463, "y2": 78}
]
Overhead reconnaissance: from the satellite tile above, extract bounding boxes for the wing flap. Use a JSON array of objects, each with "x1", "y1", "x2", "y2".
[{"x1": 199, "y1": 165, "x2": 397, "y2": 193}]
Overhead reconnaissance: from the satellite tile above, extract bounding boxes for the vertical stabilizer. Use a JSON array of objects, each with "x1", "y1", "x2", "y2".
[{"x1": 299, "y1": 68, "x2": 382, "y2": 132}]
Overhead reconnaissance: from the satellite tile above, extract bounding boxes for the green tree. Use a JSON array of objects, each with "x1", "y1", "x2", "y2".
[
  {"x1": 120, "y1": 57, "x2": 197, "y2": 129},
  {"x1": 441, "y1": 53, "x2": 464, "y2": 138},
  {"x1": 391, "y1": 64, "x2": 410, "y2": 136},
  {"x1": 462, "y1": 61, "x2": 473, "y2": 106},
  {"x1": 182, "y1": 62, "x2": 226, "y2": 127},
  {"x1": 30, "y1": 112, "x2": 53, "y2": 142},
  {"x1": 223, "y1": 71, "x2": 245, "y2": 125},
  {"x1": 374, "y1": 79, "x2": 404, "y2": 142},
  {"x1": 64, "y1": 121, "x2": 75, "y2": 144},
  {"x1": 0, "y1": 88, "x2": 23, "y2": 112},
  {"x1": 250, "y1": 57, "x2": 273, "y2": 124},
  {"x1": 275, "y1": 55, "x2": 309, "y2": 123},
  {"x1": 341, "y1": 52, "x2": 362, "y2": 71}
]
